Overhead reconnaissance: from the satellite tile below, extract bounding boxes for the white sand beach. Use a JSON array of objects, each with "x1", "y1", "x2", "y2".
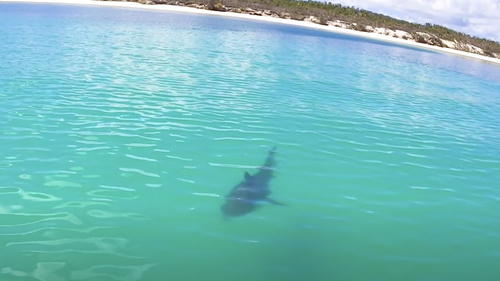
[{"x1": 2, "y1": 0, "x2": 500, "y2": 66}]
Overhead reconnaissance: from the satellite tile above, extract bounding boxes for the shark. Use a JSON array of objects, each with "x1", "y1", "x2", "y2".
[{"x1": 220, "y1": 146, "x2": 286, "y2": 218}]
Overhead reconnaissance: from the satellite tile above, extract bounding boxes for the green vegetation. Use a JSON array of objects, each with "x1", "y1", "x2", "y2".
[{"x1": 123, "y1": 0, "x2": 500, "y2": 57}]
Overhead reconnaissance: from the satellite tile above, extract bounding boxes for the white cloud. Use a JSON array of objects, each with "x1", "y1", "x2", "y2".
[{"x1": 331, "y1": 0, "x2": 500, "y2": 42}]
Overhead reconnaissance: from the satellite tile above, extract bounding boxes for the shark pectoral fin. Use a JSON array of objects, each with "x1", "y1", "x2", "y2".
[
  {"x1": 266, "y1": 198, "x2": 287, "y2": 206},
  {"x1": 244, "y1": 171, "x2": 251, "y2": 181}
]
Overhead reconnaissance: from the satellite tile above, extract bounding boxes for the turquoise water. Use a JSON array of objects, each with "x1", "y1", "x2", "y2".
[{"x1": 1, "y1": 2, "x2": 500, "y2": 280}]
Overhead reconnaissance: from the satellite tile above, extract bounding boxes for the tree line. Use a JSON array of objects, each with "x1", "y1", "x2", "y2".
[{"x1": 135, "y1": 0, "x2": 500, "y2": 56}]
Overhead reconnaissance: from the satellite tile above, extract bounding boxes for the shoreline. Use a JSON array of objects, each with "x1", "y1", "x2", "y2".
[{"x1": 2, "y1": 0, "x2": 500, "y2": 66}]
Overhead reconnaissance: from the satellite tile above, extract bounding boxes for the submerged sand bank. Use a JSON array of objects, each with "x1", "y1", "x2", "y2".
[{"x1": 2, "y1": 0, "x2": 500, "y2": 65}]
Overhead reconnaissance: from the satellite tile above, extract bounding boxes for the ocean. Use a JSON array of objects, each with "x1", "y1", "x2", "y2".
[{"x1": 1, "y1": 2, "x2": 500, "y2": 281}]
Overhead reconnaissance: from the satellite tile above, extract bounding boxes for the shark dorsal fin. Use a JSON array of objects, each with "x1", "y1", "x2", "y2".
[{"x1": 244, "y1": 171, "x2": 251, "y2": 181}]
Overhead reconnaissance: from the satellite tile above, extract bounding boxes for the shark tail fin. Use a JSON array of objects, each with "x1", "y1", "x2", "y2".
[{"x1": 268, "y1": 145, "x2": 277, "y2": 157}]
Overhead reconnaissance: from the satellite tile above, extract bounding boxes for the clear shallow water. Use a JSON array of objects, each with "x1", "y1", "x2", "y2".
[{"x1": 1, "y1": 2, "x2": 500, "y2": 281}]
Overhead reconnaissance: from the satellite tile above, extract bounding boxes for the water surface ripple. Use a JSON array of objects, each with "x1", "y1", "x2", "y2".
[{"x1": 1, "y1": 3, "x2": 500, "y2": 281}]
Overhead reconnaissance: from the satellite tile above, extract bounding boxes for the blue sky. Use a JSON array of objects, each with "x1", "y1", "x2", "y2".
[{"x1": 333, "y1": 0, "x2": 500, "y2": 42}]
